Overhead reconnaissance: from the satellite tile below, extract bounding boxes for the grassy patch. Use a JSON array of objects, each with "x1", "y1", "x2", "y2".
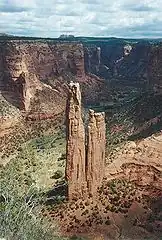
[
  {"x1": 0, "y1": 162, "x2": 66, "y2": 240},
  {"x1": 0, "y1": 129, "x2": 70, "y2": 239}
]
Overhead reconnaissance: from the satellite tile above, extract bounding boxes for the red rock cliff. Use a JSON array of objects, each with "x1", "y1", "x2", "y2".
[
  {"x1": 0, "y1": 41, "x2": 106, "y2": 115},
  {"x1": 0, "y1": 41, "x2": 86, "y2": 113}
]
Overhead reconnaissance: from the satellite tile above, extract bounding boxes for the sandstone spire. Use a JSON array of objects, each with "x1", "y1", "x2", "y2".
[
  {"x1": 86, "y1": 110, "x2": 106, "y2": 194},
  {"x1": 66, "y1": 81, "x2": 87, "y2": 200},
  {"x1": 66, "y1": 82, "x2": 106, "y2": 200}
]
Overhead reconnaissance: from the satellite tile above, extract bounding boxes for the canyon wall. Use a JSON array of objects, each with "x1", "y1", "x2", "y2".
[
  {"x1": 0, "y1": 40, "x2": 107, "y2": 114},
  {"x1": 0, "y1": 38, "x2": 162, "y2": 122},
  {"x1": 0, "y1": 41, "x2": 68, "y2": 113},
  {"x1": 84, "y1": 41, "x2": 148, "y2": 80},
  {"x1": 84, "y1": 40, "x2": 162, "y2": 90},
  {"x1": 66, "y1": 82, "x2": 106, "y2": 200},
  {"x1": 148, "y1": 43, "x2": 162, "y2": 92},
  {"x1": 0, "y1": 41, "x2": 87, "y2": 113}
]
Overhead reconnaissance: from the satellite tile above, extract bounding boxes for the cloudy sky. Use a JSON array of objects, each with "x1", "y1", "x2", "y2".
[{"x1": 0, "y1": 0, "x2": 162, "y2": 38}]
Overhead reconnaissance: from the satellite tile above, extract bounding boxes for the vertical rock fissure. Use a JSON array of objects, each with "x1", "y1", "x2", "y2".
[{"x1": 66, "y1": 82, "x2": 106, "y2": 200}]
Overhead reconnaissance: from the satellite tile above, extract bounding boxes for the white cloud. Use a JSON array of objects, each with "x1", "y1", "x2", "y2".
[{"x1": 0, "y1": 0, "x2": 162, "y2": 38}]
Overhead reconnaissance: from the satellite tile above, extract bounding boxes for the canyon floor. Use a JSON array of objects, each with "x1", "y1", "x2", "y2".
[
  {"x1": 1, "y1": 114, "x2": 161, "y2": 240},
  {"x1": 44, "y1": 132, "x2": 162, "y2": 240}
]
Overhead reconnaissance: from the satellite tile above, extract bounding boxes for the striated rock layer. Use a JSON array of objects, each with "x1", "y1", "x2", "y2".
[
  {"x1": 1, "y1": 39, "x2": 162, "y2": 115},
  {"x1": 0, "y1": 41, "x2": 108, "y2": 116},
  {"x1": 106, "y1": 134, "x2": 162, "y2": 190},
  {"x1": 66, "y1": 82, "x2": 106, "y2": 200}
]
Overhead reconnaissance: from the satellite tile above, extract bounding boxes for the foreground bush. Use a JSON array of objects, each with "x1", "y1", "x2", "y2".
[{"x1": 0, "y1": 167, "x2": 65, "y2": 240}]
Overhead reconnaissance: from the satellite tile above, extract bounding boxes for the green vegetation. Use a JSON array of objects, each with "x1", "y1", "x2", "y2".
[
  {"x1": 0, "y1": 126, "x2": 70, "y2": 239},
  {"x1": 0, "y1": 169, "x2": 83, "y2": 239},
  {"x1": 0, "y1": 175, "x2": 59, "y2": 240},
  {"x1": 51, "y1": 170, "x2": 64, "y2": 180},
  {"x1": 86, "y1": 89, "x2": 162, "y2": 156},
  {"x1": 0, "y1": 153, "x2": 68, "y2": 240},
  {"x1": 98, "y1": 179, "x2": 139, "y2": 215},
  {"x1": 0, "y1": 126, "x2": 87, "y2": 239},
  {"x1": 0, "y1": 94, "x2": 20, "y2": 117}
]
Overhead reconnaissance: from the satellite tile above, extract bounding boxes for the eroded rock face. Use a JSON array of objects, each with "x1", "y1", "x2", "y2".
[
  {"x1": 0, "y1": 41, "x2": 86, "y2": 113},
  {"x1": 87, "y1": 110, "x2": 106, "y2": 194},
  {"x1": 106, "y1": 134, "x2": 162, "y2": 191},
  {"x1": 122, "y1": 163, "x2": 162, "y2": 190},
  {"x1": 148, "y1": 43, "x2": 162, "y2": 93},
  {"x1": 66, "y1": 82, "x2": 87, "y2": 200},
  {"x1": 0, "y1": 41, "x2": 108, "y2": 114},
  {"x1": 66, "y1": 82, "x2": 106, "y2": 199},
  {"x1": 1, "y1": 39, "x2": 162, "y2": 129}
]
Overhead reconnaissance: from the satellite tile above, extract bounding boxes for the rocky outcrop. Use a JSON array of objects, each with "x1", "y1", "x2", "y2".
[
  {"x1": 84, "y1": 40, "x2": 162, "y2": 90},
  {"x1": 66, "y1": 82, "x2": 87, "y2": 200},
  {"x1": 66, "y1": 82, "x2": 106, "y2": 200},
  {"x1": 106, "y1": 134, "x2": 162, "y2": 190},
  {"x1": 0, "y1": 41, "x2": 86, "y2": 113},
  {"x1": 86, "y1": 110, "x2": 106, "y2": 194},
  {"x1": 122, "y1": 163, "x2": 162, "y2": 190},
  {"x1": 84, "y1": 46, "x2": 101, "y2": 75}
]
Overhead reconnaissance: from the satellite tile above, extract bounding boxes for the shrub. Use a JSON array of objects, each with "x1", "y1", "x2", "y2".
[
  {"x1": 105, "y1": 219, "x2": 111, "y2": 225},
  {"x1": 0, "y1": 172, "x2": 64, "y2": 240},
  {"x1": 51, "y1": 170, "x2": 63, "y2": 179},
  {"x1": 58, "y1": 153, "x2": 66, "y2": 161}
]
